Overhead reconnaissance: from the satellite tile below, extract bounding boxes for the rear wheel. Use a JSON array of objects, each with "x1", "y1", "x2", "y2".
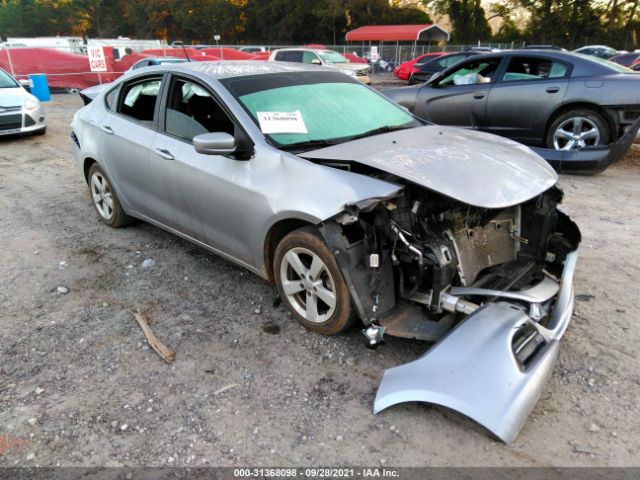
[
  {"x1": 546, "y1": 109, "x2": 610, "y2": 150},
  {"x1": 274, "y1": 227, "x2": 353, "y2": 335},
  {"x1": 87, "y1": 163, "x2": 132, "y2": 227}
]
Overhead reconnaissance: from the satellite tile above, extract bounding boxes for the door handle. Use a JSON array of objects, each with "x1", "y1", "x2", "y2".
[
  {"x1": 154, "y1": 148, "x2": 175, "y2": 160},
  {"x1": 473, "y1": 93, "x2": 485, "y2": 99},
  {"x1": 101, "y1": 125, "x2": 114, "y2": 134},
  {"x1": 546, "y1": 87, "x2": 560, "y2": 93}
]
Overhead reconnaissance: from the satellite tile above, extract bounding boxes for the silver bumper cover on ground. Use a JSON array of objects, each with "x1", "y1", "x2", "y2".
[{"x1": 374, "y1": 251, "x2": 578, "y2": 443}]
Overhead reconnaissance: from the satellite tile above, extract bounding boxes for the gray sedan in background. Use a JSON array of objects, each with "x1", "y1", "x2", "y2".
[
  {"x1": 71, "y1": 61, "x2": 580, "y2": 443},
  {"x1": 385, "y1": 50, "x2": 640, "y2": 171}
]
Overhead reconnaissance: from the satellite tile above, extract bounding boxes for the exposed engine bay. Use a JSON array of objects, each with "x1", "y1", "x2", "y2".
[
  {"x1": 317, "y1": 164, "x2": 581, "y2": 346},
  {"x1": 306, "y1": 147, "x2": 581, "y2": 444}
]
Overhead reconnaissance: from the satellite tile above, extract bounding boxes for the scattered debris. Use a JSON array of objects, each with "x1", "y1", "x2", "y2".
[
  {"x1": 120, "y1": 424, "x2": 128, "y2": 431},
  {"x1": 133, "y1": 311, "x2": 175, "y2": 364},
  {"x1": 34, "y1": 387, "x2": 44, "y2": 395},
  {"x1": 58, "y1": 261, "x2": 68, "y2": 269},
  {"x1": 27, "y1": 418, "x2": 37, "y2": 426},
  {"x1": 262, "y1": 323, "x2": 280, "y2": 335},
  {"x1": 56, "y1": 286, "x2": 69, "y2": 294},
  {"x1": 26, "y1": 453, "x2": 35, "y2": 460},
  {"x1": 576, "y1": 294, "x2": 595, "y2": 302},
  {"x1": 142, "y1": 258, "x2": 155, "y2": 269},
  {"x1": 213, "y1": 384, "x2": 238, "y2": 396},
  {"x1": 573, "y1": 445, "x2": 600, "y2": 455},
  {"x1": 588, "y1": 423, "x2": 601, "y2": 432},
  {"x1": 254, "y1": 307, "x2": 261, "y2": 314}
]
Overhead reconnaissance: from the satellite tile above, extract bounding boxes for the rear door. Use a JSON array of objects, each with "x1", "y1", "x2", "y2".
[
  {"x1": 485, "y1": 55, "x2": 570, "y2": 144},
  {"x1": 415, "y1": 56, "x2": 503, "y2": 128},
  {"x1": 97, "y1": 74, "x2": 164, "y2": 217}
]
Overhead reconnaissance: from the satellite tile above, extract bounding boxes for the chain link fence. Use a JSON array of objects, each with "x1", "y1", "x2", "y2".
[{"x1": 0, "y1": 42, "x2": 527, "y2": 93}]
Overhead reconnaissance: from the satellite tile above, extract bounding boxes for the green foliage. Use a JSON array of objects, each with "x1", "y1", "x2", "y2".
[
  {"x1": 0, "y1": 0, "x2": 638, "y2": 50},
  {"x1": 0, "y1": 0, "x2": 429, "y2": 44}
]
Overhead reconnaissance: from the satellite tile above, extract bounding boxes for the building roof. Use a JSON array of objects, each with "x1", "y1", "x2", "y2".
[{"x1": 345, "y1": 24, "x2": 450, "y2": 42}]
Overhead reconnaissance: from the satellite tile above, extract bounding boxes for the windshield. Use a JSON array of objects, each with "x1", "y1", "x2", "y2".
[
  {"x1": 318, "y1": 50, "x2": 348, "y2": 64},
  {"x1": 0, "y1": 68, "x2": 19, "y2": 88},
  {"x1": 222, "y1": 72, "x2": 419, "y2": 149}
]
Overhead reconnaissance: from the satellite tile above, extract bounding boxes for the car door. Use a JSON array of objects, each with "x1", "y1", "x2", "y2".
[
  {"x1": 97, "y1": 74, "x2": 164, "y2": 218},
  {"x1": 415, "y1": 56, "x2": 503, "y2": 128},
  {"x1": 147, "y1": 74, "x2": 258, "y2": 263},
  {"x1": 485, "y1": 55, "x2": 570, "y2": 143}
]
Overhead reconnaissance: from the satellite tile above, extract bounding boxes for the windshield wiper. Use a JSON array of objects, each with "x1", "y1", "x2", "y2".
[{"x1": 279, "y1": 139, "x2": 340, "y2": 151}]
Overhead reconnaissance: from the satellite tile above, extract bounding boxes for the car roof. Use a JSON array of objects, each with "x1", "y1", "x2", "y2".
[
  {"x1": 272, "y1": 47, "x2": 333, "y2": 54},
  {"x1": 143, "y1": 60, "x2": 328, "y2": 80}
]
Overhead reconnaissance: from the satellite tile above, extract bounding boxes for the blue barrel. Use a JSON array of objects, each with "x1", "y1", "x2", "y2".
[{"x1": 28, "y1": 73, "x2": 51, "y2": 102}]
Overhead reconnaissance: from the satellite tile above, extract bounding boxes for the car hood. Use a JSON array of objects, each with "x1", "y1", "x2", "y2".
[
  {"x1": 302, "y1": 125, "x2": 558, "y2": 209},
  {"x1": 0, "y1": 87, "x2": 26, "y2": 108}
]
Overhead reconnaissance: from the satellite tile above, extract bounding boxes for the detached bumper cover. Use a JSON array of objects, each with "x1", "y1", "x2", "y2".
[
  {"x1": 530, "y1": 117, "x2": 640, "y2": 174},
  {"x1": 374, "y1": 251, "x2": 578, "y2": 443}
]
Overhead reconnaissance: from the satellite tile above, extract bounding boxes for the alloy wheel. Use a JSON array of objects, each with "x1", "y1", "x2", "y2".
[
  {"x1": 552, "y1": 116, "x2": 601, "y2": 150},
  {"x1": 279, "y1": 247, "x2": 337, "y2": 324},
  {"x1": 90, "y1": 172, "x2": 114, "y2": 220}
]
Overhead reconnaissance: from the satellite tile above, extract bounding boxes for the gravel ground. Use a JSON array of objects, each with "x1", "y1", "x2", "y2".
[{"x1": 0, "y1": 90, "x2": 639, "y2": 468}]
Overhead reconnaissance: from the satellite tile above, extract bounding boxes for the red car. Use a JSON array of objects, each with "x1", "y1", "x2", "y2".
[{"x1": 393, "y1": 52, "x2": 446, "y2": 81}]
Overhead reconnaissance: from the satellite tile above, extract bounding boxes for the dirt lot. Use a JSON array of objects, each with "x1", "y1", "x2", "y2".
[{"x1": 1, "y1": 92, "x2": 639, "y2": 468}]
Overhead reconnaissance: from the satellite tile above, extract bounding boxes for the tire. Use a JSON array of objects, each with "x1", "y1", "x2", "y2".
[
  {"x1": 274, "y1": 226, "x2": 353, "y2": 335},
  {"x1": 87, "y1": 163, "x2": 132, "y2": 227},
  {"x1": 546, "y1": 109, "x2": 610, "y2": 150}
]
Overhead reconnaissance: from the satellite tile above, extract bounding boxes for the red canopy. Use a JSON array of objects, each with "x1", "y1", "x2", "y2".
[{"x1": 346, "y1": 24, "x2": 449, "y2": 42}]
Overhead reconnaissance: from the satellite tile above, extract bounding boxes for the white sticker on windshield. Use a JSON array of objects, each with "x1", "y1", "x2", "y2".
[{"x1": 256, "y1": 111, "x2": 308, "y2": 134}]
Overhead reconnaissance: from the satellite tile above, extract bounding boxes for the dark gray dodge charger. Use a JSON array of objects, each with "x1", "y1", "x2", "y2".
[{"x1": 384, "y1": 50, "x2": 640, "y2": 171}]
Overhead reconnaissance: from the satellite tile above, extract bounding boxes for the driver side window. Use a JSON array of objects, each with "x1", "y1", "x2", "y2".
[
  {"x1": 302, "y1": 52, "x2": 319, "y2": 64},
  {"x1": 439, "y1": 58, "x2": 502, "y2": 86},
  {"x1": 165, "y1": 78, "x2": 235, "y2": 143}
]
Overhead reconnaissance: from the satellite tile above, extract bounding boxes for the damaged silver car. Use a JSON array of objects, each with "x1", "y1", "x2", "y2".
[{"x1": 71, "y1": 61, "x2": 581, "y2": 443}]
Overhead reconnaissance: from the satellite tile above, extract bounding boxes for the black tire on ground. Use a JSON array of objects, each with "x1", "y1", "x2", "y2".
[
  {"x1": 87, "y1": 163, "x2": 132, "y2": 228},
  {"x1": 545, "y1": 109, "x2": 610, "y2": 150},
  {"x1": 274, "y1": 226, "x2": 354, "y2": 335}
]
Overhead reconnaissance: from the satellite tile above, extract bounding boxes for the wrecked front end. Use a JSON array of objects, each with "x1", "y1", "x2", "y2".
[{"x1": 318, "y1": 179, "x2": 580, "y2": 443}]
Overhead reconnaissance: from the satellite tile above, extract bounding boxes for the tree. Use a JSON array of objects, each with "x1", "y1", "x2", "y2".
[{"x1": 424, "y1": 0, "x2": 491, "y2": 44}]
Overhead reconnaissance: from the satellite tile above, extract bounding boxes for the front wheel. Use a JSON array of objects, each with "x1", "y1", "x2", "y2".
[
  {"x1": 274, "y1": 227, "x2": 353, "y2": 335},
  {"x1": 546, "y1": 110, "x2": 610, "y2": 150}
]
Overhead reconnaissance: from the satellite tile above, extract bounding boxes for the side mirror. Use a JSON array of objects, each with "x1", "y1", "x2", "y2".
[
  {"x1": 193, "y1": 132, "x2": 236, "y2": 155},
  {"x1": 19, "y1": 79, "x2": 31, "y2": 91},
  {"x1": 311, "y1": 58, "x2": 322, "y2": 65}
]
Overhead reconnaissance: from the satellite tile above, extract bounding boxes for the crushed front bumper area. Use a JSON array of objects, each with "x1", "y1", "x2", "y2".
[{"x1": 374, "y1": 251, "x2": 578, "y2": 443}]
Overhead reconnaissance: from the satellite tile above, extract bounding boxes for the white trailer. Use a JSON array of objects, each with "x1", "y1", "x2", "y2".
[{"x1": 5, "y1": 36, "x2": 85, "y2": 53}]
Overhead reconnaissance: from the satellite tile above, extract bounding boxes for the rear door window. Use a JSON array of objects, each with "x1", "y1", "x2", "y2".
[
  {"x1": 118, "y1": 77, "x2": 162, "y2": 124},
  {"x1": 502, "y1": 57, "x2": 568, "y2": 82},
  {"x1": 275, "y1": 51, "x2": 304, "y2": 63}
]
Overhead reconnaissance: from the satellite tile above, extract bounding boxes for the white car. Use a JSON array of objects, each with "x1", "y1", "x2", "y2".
[
  {"x1": 0, "y1": 67, "x2": 46, "y2": 136},
  {"x1": 269, "y1": 48, "x2": 371, "y2": 84}
]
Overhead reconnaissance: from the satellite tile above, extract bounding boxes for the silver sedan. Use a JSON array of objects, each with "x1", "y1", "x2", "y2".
[
  {"x1": 0, "y1": 67, "x2": 46, "y2": 136},
  {"x1": 71, "y1": 61, "x2": 580, "y2": 443}
]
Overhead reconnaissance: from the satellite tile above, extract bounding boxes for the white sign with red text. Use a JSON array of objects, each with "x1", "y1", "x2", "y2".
[{"x1": 88, "y1": 46, "x2": 108, "y2": 72}]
